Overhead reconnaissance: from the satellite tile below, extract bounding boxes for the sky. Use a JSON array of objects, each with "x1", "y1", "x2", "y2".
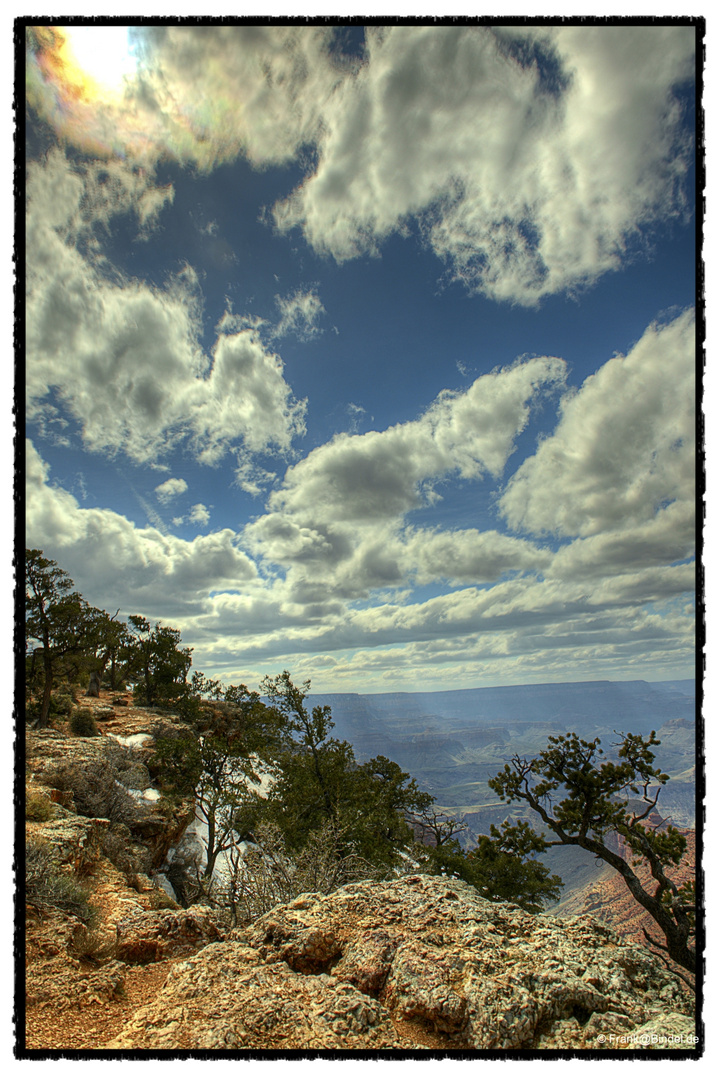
[{"x1": 22, "y1": 19, "x2": 700, "y2": 695}]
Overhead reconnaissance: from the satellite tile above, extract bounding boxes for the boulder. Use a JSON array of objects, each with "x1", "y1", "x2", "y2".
[
  {"x1": 107, "y1": 874, "x2": 696, "y2": 1051},
  {"x1": 27, "y1": 814, "x2": 109, "y2": 875},
  {"x1": 26, "y1": 731, "x2": 108, "y2": 783},
  {"x1": 115, "y1": 904, "x2": 225, "y2": 964}
]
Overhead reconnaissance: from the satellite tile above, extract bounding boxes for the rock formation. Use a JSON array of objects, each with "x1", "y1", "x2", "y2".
[{"x1": 108, "y1": 873, "x2": 695, "y2": 1051}]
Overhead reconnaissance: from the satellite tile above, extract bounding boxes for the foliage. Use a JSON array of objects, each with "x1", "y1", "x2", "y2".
[
  {"x1": 49, "y1": 692, "x2": 74, "y2": 717},
  {"x1": 258, "y1": 672, "x2": 430, "y2": 870},
  {"x1": 147, "y1": 888, "x2": 180, "y2": 911},
  {"x1": 69, "y1": 920, "x2": 118, "y2": 964},
  {"x1": 488, "y1": 731, "x2": 696, "y2": 976},
  {"x1": 49, "y1": 758, "x2": 139, "y2": 827},
  {"x1": 25, "y1": 840, "x2": 94, "y2": 922},
  {"x1": 25, "y1": 787, "x2": 53, "y2": 822},
  {"x1": 152, "y1": 685, "x2": 286, "y2": 879},
  {"x1": 412, "y1": 813, "x2": 562, "y2": 913},
  {"x1": 124, "y1": 615, "x2": 194, "y2": 709},
  {"x1": 101, "y1": 825, "x2": 153, "y2": 880},
  {"x1": 25, "y1": 550, "x2": 108, "y2": 727},
  {"x1": 69, "y1": 708, "x2": 99, "y2": 737},
  {"x1": 408, "y1": 804, "x2": 468, "y2": 848},
  {"x1": 213, "y1": 821, "x2": 383, "y2": 928}
]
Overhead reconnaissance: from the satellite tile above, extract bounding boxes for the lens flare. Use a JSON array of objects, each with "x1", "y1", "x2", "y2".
[
  {"x1": 25, "y1": 25, "x2": 248, "y2": 169},
  {"x1": 26, "y1": 25, "x2": 150, "y2": 160},
  {"x1": 62, "y1": 25, "x2": 137, "y2": 91}
]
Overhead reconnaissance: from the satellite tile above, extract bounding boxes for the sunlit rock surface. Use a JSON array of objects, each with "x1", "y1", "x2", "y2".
[{"x1": 108, "y1": 874, "x2": 695, "y2": 1051}]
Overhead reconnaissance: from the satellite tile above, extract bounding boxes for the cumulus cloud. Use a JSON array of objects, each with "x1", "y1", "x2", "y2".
[
  {"x1": 26, "y1": 25, "x2": 346, "y2": 172},
  {"x1": 499, "y1": 310, "x2": 695, "y2": 537},
  {"x1": 155, "y1": 477, "x2": 188, "y2": 504},
  {"x1": 26, "y1": 403, "x2": 695, "y2": 693},
  {"x1": 264, "y1": 357, "x2": 566, "y2": 524},
  {"x1": 25, "y1": 151, "x2": 306, "y2": 467},
  {"x1": 272, "y1": 25, "x2": 694, "y2": 304},
  {"x1": 26, "y1": 440, "x2": 257, "y2": 619},
  {"x1": 189, "y1": 504, "x2": 211, "y2": 526},
  {"x1": 243, "y1": 356, "x2": 566, "y2": 600},
  {"x1": 29, "y1": 26, "x2": 693, "y2": 306}
]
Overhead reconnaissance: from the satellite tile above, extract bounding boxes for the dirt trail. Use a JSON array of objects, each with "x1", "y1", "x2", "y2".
[{"x1": 24, "y1": 957, "x2": 180, "y2": 1051}]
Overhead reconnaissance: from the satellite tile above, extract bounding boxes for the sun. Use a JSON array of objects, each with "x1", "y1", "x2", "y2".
[{"x1": 62, "y1": 25, "x2": 137, "y2": 92}]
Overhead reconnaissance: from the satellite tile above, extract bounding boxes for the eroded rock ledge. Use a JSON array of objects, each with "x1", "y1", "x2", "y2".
[{"x1": 108, "y1": 874, "x2": 694, "y2": 1051}]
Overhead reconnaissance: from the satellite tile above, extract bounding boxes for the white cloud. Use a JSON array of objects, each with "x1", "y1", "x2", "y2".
[
  {"x1": 155, "y1": 477, "x2": 188, "y2": 504},
  {"x1": 263, "y1": 357, "x2": 566, "y2": 525},
  {"x1": 272, "y1": 25, "x2": 694, "y2": 304},
  {"x1": 25, "y1": 151, "x2": 306, "y2": 467},
  {"x1": 26, "y1": 440, "x2": 257, "y2": 620},
  {"x1": 28, "y1": 27, "x2": 693, "y2": 306},
  {"x1": 272, "y1": 289, "x2": 326, "y2": 341},
  {"x1": 243, "y1": 356, "x2": 566, "y2": 601},
  {"x1": 26, "y1": 417, "x2": 695, "y2": 693},
  {"x1": 189, "y1": 504, "x2": 211, "y2": 526},
  {"x1": 499, "y1": 310, "x2": 695, "y2": 537}
]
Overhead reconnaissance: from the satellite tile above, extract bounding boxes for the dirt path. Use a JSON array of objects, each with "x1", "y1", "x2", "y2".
[
  {"x1": 24, "y1": 958, "x2": 179, "y2": 1051},
  {"x1": 23, "y1": 955, "x2": 455, "y2": 1052}
]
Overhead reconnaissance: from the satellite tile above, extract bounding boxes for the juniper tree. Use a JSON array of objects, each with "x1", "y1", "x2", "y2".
[
  {"x1": 258, "y1": 672, "x2": 430, "y2": 871},
  {"x1": 25, "y1": 549, "x2": 106, "y2": 727},
  {"x1": 489, "y1": 731, "x2": 696, "y2": 978}
]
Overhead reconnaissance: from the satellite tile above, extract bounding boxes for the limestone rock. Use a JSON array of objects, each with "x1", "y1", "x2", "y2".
[
  {"x1": 108, "y1": 874, "x2": 695, "y2": 1051},
  {"x1": 108, "y1": 946, "x2": 404, "y2": 1050},
  {"x1": 27, "y1": 814, "x2": 109, "y2": 874},
  {"x1": 115, "y1": 905, "x2": 225, "y2": 964},
  {"x1": 25, "y1": 908, "x2": 128, "y2": 1010},
  {"x1": 27, "y1": 730, "x2": 108, "y2": 783}
]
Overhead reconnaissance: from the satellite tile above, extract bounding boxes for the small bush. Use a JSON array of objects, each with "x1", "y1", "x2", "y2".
[
  {"x1": 49, "y1": 693, "x2": 74, "y2": 717},
  {"x1": 101, "y1": 826, "x2": 152, "y2": 878},
  {"x1": 70, "y1": 708, "x2": 99, "y2": 737},
  {"x1": 219, "y1": 822, "x2": 383, "y2": 928},
  {"x1": 26, "y1": 841, "x2": 94, "y2": 922},
  {"x1": 148, "y1": 888, "x2": 179, "y2": 911},
  {"x1": 48, "y1": 761, "x2": 138, "y2": 827},
  {"x1": 26, "y1": 788, "x2": 53, "y2": 822},
  {"x1": 70, "y1": 920, "x2": 118, "y2": 963}
]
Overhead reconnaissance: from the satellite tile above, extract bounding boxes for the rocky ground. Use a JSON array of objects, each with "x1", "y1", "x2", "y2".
[
  {"x1": 106, "y1": 874, "x2": 696, "y2": 1052},
  {"x1": 21, "y1": 691, "x2": 698, "y2": 1054}
]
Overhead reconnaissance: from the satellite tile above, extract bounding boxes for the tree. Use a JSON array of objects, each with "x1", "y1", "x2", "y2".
[
  {"x1": 258, "y1": 672, "x2": 430, "y2": 871},
  {"x1": 407, "y1": 804, "x2": 468, "y2": 848},
  {"x1": 89, "y1": 609, "x2": 130, "y2": 692},
  {"x1": 411, "y1": 812, "x2": 562, "y2": 913},
  {"x1": 25, "y1": 550, "x2": 103, "y2": 727},
  {"x1": 488, "y1": 731, "x2": 696, "y2": 978},
  {"x1": 153, "y1": 684, "x2": 286, "y2": 883},
  {"x1": 124, "y1": 615, "x2": 193, "y2": 709}
]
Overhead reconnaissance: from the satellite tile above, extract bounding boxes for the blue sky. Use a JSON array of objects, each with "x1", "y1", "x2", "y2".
[{"x1": 24, "y1": 21, "x2": 699, "y2": 693}]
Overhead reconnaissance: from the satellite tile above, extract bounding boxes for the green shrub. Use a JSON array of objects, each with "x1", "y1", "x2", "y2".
[
  {"x1": 70, "y1": 920, "x2": 118, "y2": 963},
  {"x1": 26, "y1": 841, "x2": 94, "y2": 922},
  {"x1": 49, "y1": 693, "x2": 74, "y2": 717},
  {"x1": 48, "y1": 761, "x2": 138, "y2": 827},
  {"x1": 70, "y1": 708, "x2": 99, "y2": 737},
  {"x1": 101, "y1": 826, "x2": 151, "y2": 877},
  {"x1": 26, "y1": 788, "x2": 53, "y2": 822},
  {"x1": 148, "y1": 889, "x2": 179, "y2": 911}
]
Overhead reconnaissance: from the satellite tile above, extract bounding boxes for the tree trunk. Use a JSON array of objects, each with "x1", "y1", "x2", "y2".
[{"x1": 36, "y1": 642, "x2": 54, "y2": 728}]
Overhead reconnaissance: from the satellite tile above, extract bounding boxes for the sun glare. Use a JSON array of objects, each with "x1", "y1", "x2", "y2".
[{"x1": 63, "y1": 25, "x2": 137, "y2": 91}]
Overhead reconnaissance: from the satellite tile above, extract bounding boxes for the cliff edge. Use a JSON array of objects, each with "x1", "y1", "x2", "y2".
[{"x1": 108, "y1": 873, "x2": 695, "y2": 1052}]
